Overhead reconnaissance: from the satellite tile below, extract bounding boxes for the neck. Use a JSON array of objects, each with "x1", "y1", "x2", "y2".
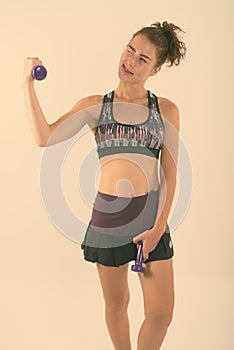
[{"x1": 114, "y1": 82, "x2": 148, "y2": 101}]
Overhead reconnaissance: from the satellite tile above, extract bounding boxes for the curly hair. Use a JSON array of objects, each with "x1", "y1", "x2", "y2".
[{"x1": 131, "y1": 21, "x2": 187, "y2": 68}]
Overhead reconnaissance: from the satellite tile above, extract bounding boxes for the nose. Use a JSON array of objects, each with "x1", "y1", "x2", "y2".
[{"x1": 127, "y1": 54, "x2": 137, "y2": 67}]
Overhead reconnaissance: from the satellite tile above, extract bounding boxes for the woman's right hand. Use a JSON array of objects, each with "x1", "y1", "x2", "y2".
[{"x1": 23, "y1": 57, "x2": 45, "y2": 84}]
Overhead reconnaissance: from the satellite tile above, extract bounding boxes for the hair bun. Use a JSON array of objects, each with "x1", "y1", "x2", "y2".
[{"x1": 132, "y1": 21, "x2": 187, "y2": 67}]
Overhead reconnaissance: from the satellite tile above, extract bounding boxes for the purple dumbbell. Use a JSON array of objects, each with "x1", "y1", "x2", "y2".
[
  {"x1": 131, "y1": 240, "x2": 145, "y2": 273},
  {"x1": 32, "y1": 65, "x2": 47, "y2": 80}
]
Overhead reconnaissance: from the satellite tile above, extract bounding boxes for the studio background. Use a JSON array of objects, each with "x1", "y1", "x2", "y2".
[{"x1": 0, "y1": 0, "x2": 233, "y2": 349}]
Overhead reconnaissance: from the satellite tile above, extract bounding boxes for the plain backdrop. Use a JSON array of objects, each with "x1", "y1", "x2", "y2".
[{"x1": 0, "y1": 0, "x2": 233, "y2": 349}]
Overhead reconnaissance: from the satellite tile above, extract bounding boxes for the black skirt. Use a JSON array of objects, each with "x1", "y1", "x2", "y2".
[{"x1": 81, "y1": 189, "x2": 174, "y2": 267}]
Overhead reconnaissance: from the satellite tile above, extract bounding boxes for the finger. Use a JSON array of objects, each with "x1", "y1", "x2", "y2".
[
  {"x1": 133, "y1": 237, "x2": 140, "y2": 244},
  {"x1": 143, "y1": 251, "x2": 148, "y2": 262}
]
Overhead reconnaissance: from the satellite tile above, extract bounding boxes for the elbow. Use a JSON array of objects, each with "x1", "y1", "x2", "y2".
[
  {"x1": 36, "y1": 139, "x2": 48, "y2": 147},
  {"x1": 36, "y1": 126, "x2": 52, "y2": 147},
  {"x1": 162, "y1": 164, "x2": 177, "y2": 177},
  {"x1": 36, "y1": 132, "x2": 51, "y2": 147},
  {"x1": 160, "y1": 167, "x2": 177, "y2": 185}
]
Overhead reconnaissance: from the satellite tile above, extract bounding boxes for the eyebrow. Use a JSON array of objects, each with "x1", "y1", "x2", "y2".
[{"x1": 128, "y1": 44, "x2": 152, "y2": 61}]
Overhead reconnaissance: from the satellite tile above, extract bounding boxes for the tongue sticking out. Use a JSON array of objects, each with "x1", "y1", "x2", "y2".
[{"x1": 123, "y1": 64, "x2": 133, "y2": 75}]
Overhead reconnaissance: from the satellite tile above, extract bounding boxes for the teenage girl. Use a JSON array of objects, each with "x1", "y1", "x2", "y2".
[{"x1": 23, "y1": 21, "x2": 186, "y2": 350}]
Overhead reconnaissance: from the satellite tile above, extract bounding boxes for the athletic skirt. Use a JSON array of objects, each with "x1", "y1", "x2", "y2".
[{"x1": 81, "y1": 189, "x2": 174, "y2": 267}]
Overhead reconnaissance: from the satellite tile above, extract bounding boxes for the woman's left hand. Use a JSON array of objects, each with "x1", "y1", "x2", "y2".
[{"x1": 133, "y1": 221, "x2": 167, "y2": 262}]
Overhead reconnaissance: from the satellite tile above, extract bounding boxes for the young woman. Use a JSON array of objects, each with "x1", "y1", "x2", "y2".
[{"x1": 23, "y1": 21, "x2": 186, "y2": 350}]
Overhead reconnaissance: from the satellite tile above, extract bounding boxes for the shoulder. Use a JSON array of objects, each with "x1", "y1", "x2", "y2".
[
  {"x1": 157, "y1": 96, "x2": 180, "y2": 131},
  {"x1": 70, "y1": 94, "x2": 105, "y2": 128},
  {"x1": 71, "y1": 94, "x2": 104, "y2": 112}
]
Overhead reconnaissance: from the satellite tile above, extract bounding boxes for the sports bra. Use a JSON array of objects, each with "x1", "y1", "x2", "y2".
[{"x1": 94, "y1": 90, "x2": 165, "y2": 159}]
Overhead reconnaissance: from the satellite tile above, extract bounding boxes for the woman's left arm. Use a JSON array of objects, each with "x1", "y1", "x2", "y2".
[
  {"x1": 152, "y1": 100, "x2": 180, "y2": 234},
  {"x1": 133, "y1": 100, "x2": 180, "y2": 259}
]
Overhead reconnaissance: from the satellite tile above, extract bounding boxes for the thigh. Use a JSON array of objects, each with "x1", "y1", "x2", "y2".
[
  {"x1": 138, "y1": 258, "x2": 175, "y2": 318},
  {"x1": 96, "y1": 262, "x2": 130, "y2": 307}
]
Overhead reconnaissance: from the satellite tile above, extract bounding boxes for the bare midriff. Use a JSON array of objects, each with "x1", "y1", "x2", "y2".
[{"x1": 97, "y1": 153, "x2": 160, "y2": 197}]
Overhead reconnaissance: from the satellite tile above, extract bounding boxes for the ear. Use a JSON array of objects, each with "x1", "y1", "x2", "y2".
[{"x1": 149, "y1": 66, "x2": 161, "y2": 77}]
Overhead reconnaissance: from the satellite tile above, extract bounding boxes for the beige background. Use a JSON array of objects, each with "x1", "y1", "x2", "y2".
[{"x1": 0, "y1": 0, "x2": 233, "y2": 349}]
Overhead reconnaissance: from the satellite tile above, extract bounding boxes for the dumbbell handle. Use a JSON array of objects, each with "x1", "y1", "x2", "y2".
[
  {"x1": 32, "y1": 65, "x2": 47, "y2": 80},
  {"x1": 131, "y1": 240, "x2": 145, "y2": 273}
]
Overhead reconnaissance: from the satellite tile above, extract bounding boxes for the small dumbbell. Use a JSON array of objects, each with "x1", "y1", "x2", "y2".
[
  {"x1": 32, "y1": 65, "x2": 47, "y2": 80},
  {"x1": 131, "y1": 240, "x2": 145, "y2": 273}
]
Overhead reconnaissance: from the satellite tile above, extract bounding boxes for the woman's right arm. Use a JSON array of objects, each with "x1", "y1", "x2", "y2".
[
  {"x1": 23, "y1": 57, "x2": 101, "y2": 147},
  {"x1": 23, "y1": 57, "x2": 52, "y2": 146}
]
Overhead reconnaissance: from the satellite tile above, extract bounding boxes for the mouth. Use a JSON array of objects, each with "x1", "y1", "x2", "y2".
[{"x1": 122, "y1": 64, "x2": 134, "y2": 75}]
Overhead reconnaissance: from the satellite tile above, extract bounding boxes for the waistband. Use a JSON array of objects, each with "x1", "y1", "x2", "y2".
[
  {"x1": 97, "y1": 188, "x2": 159, "y2": 200},
  {"x1": 93, "y1": 189, "x2": 159, "y2": 214}
]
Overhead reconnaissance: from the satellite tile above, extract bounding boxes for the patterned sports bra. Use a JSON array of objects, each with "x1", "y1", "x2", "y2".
[{"x1": 95, "y1": 90, "x2": 165, "y2": 159}]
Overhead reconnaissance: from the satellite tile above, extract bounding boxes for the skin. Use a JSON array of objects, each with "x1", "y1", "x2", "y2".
[{"x1": 23, "y1": 33, "x2": 179, "y2": 350}]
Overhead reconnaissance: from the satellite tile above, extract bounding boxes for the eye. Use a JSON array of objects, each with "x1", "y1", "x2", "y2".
[
  {"x1": 139, "y1": 57, "x2": 147, "y2": 64},
  {"x1": 127, "y1": 48, "x2": 134, "y2": 55}
]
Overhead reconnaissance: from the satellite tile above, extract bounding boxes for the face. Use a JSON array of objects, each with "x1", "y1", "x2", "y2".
[{"x1": 118, "y1": 34, "x2": 161, "y2": 84}]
